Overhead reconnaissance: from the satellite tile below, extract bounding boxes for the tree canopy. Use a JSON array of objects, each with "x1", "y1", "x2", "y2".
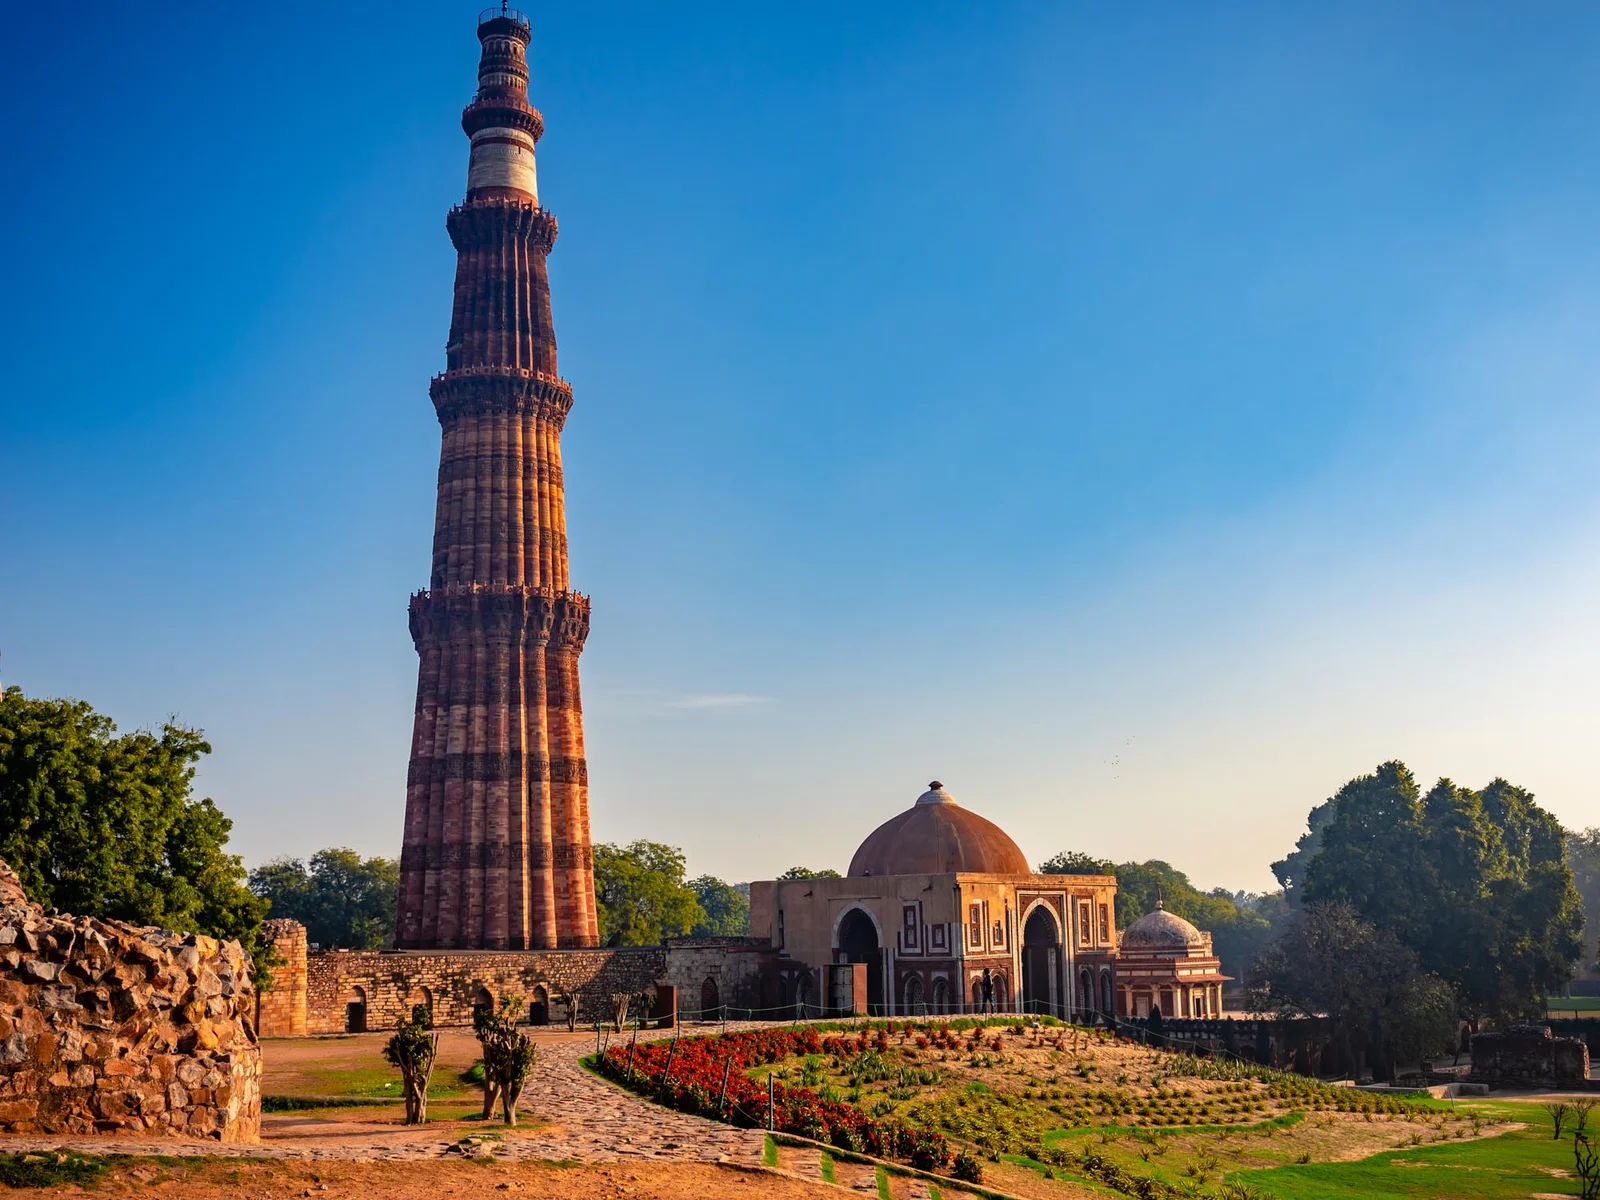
[
  {"x1": 0, "y1": 686, "x2": 267, "y2": 956},
  {"x1": 248, "y1": 847, "x2": 399, "y2": 950},
  {"x1": 1037, "y1": 850, "x2": 1275, "y2": 983},
  {"x1": 688, "y1": 874, "x2": 749, "y2": 936},
  {"x1": 593, "y1": 840, "x2": 703, "y2": 945},
  {"x1": 777, "y1": 866, "x2": 842, "y2": 880},
  {"x1": 1249, "y1": 900, "x2": 1457, "y2": 1078},
  {"x1": 1037, "y1": 851, "x2": 1113, "y2": 875},
  {"x1": 1566, "y1": 828, "x2": 1600, "y2": 974},
  {"x1": 1299, "y1": 761, "x2": 1583, "y2": 1022},
  {"x1": 1270, "y1": 797, "x2": 1336, "y2": 900}
]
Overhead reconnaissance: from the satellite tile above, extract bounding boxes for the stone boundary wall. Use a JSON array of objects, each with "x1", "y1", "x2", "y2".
[
  {"x1": 662, "y1": 937, "x2": 774, "y2": 1017},
  {"x1": 254, "y1": 920, "x2": 307, "y2": 1038},
  {"x1": 1549, "y1": 1017, "x2": 1600, "y2": 1055},
  {"x1": 255, "y1": 922, "x2": 667, "y2": 1035},
  {"x1": 255, "y1": 923, "x2": 788, "y2": 1035},
  {"x1": 0, "y1": 860, "x2": 260, "y2": 1142}
]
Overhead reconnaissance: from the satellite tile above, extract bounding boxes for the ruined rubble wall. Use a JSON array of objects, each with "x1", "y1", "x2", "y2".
[
  {"x1": 1470, "y1": 1024, "x2": 1591, "y2": 1087},
  {"x1": 0, "y1": 860, "x2": 261, "y2": 1142}
]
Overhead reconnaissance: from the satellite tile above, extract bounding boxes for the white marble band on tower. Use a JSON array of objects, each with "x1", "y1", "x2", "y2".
[{"x1": 468, "y1": 126, "x2": 539, "y2": 198}]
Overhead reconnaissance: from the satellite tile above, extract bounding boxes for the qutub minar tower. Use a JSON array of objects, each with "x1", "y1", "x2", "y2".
[{"x1": 396, "y1": 7, "x2": 599, "y2": 950}]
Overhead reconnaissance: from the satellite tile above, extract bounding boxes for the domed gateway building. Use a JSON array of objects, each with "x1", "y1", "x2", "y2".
[{"x1": 749, "y1": 783, "x2": 1142, "y2": 1019}]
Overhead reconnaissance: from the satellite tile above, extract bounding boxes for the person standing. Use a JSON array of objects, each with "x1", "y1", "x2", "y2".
[{"x1": 980, "y1": 968, "x2": 995, "y2": 1014}]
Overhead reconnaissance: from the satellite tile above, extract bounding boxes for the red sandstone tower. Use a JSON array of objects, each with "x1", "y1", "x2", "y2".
[{"x1": 396, "y1": 7, "x2": 598, "y2": 950}]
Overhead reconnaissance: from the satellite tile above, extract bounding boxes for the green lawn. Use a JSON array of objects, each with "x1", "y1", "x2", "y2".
[
  {"x1": 1233, "y1": 1101, "x2": 1579, "y2": 1199},
  {"x1": 275, "y1": 1061, "x2": 477, "y2": 1100},
  {"x1": 1546, "y1": 996, "x2": 1600, "y2": 1017}
]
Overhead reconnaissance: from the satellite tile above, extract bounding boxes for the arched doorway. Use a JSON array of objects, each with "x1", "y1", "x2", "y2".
[
  {"x1": 529, "y1": 984, "x2": 549, "y2": 1026},
  {"x1": 795, "y1": 972, "x2": 813, "y2": 1017},
  {"x1": 345, "y1": 985, "x2": 368, "y2": 1033},
  {"x1": 1021, "y1": 907, "x2": 1058, "y2": 1016},
  {"x1": 1101, "y1": 970, "x2": 1113, "y2": 1017},
  {"x1": 472, "y1": 986, "x2": 494, "y2": 1024},
  {"x1": 405, "y1": 986, "x2": 433, "y2": 1023},
  {"x1": 902, "y1": 974, "x2": 925, "y2": 1016},
  {"x1": 931, "y1": 977, "x2": 949, "y2": 1015},
  {"x1": 1079, "y1": 969, "x2": 1094, "y2": 1018},
  {"x1": 837, "y1": 908, "x2": 883, "y2": 1014},
  {"x1": 701, "y1": 977, "x2": 721, "y2": 1021}
]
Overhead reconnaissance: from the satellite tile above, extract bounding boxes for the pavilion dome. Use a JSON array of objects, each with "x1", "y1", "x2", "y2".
[
  {"x1": 847, "y1": 782, "x2": 1030, "y2": 878},
  {"x1": 1120, "y1": 899, "x2": 1207, "y2": 950}
]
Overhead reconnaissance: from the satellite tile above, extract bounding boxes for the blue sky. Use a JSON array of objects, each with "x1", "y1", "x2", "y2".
[{"x1": 2, "y1": 2, "x2": 1598, "y2": 891}]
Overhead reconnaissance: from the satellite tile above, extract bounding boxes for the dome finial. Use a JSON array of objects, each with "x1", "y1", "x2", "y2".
[
  {"x1": 928, "y1": 780, "x2": 943, "y2": 790},
  {"x1": 1156, "y1": 887, "x2": 1165, "y2": 911}
]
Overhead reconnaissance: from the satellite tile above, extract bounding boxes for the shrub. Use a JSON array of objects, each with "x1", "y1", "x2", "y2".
[{"x1": 950, "y1": 1149, "x2": 984, "y2": 1183}]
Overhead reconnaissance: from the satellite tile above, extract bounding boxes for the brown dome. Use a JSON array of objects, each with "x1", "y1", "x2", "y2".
[
  {"x1": 848, "y1": 783, "x2": 1030, "y2": 877},
  {"x1": 1120, "y1": 900, "x2": 1206, "y2": 950}
]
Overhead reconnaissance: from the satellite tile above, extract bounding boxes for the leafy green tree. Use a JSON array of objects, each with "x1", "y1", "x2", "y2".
[
  {"x1": 1249, "y1": 900, "x2": 1457, "y2": 1079},
  {"x1": 248, "y1": 848, "x2": 399, "y2": 950},
  {"x1": 1270, "y1": 797, "x2": 1336, "y2": 901},
  {"x1": 593, "y1": 840, "x2": 703, "y2": 945},
  {"x1": 473, "y1": 996, "x2": 537, "y2": 1125},
  {"x1": 0, "y1": 685, "x2": 267, "y2": 956},
  {"x1": 382, "y1": 1004, "x2": 439, "y2": 1124},
  {"x1": 777, "y1": 866, "x2": 841, "y2": 880},
  {"x1": 1301, "y1": 761, "x2": 1583, "y2": 1022},
  {"x1": 1037, "y1": 851, "x2": 1114, "y2": 875},
  {"x1": 688, "y1": 874, "x2": 748, "y2": 936},
  {"x1": 1567, "y1": 828, "x2": 1600, "y2": 973}
]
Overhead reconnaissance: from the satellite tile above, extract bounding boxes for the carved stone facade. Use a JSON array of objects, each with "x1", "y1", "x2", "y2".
[
  {"x1": 0, "y1": 860, "x2": 261, "y2": 1142},
  {"x1": 397, "y1": 9, "x2": 598, "y2": 951},
  {"x1": 743, "y1": 784, "x2": 1126, "y2": 1018},
  {"x1": 750, "y1": 870, "x2": 1120, "y2": 1019}
]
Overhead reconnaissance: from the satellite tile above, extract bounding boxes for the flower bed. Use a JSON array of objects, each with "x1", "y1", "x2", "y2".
[{"x1": 594, "y1": 1023, "x2": 954, "y2": 1171}]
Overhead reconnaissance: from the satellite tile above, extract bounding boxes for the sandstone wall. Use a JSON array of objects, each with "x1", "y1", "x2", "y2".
[
  {"x1": 266, "y1": 933, "x2": 667, "y2": 1034},
  {"x1": 662, "y1": 937, "x2": 775, "y2": 1017},
  {"x1": 255, "y1": 920, "x2": 307, "y2": 1038},
  {"x1": 0, "y1": 860, "x2": 261, "y2": 1142},
  {"x1": 254, "y1": 922, "x2": 801, "y2": 1035}
]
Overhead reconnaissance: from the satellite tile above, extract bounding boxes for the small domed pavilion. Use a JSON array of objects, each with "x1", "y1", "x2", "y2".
[{"x1": 1115, "y1": 898, "x2": 1228, "y2": 1019}]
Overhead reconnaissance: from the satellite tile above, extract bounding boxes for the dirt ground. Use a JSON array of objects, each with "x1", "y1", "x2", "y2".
[
  {"x1": 257, "y1": 1030, "x2": 595, "y2": 1143},
  {"x1": 262, "y1": 1030, "x2": 554, "y2": 1096},
  {"x1": 15, "y1": 1158, "x2": 833, "y2": 1199}
]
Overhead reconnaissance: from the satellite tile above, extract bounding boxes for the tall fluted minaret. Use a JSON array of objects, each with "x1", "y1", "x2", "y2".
[{"x1": 396, "y1": 7, "x2": 598, "y2": 950}]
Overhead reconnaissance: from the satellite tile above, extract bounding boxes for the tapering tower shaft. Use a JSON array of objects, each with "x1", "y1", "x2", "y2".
[{"x1": 396, "y1": 9, "x2": 598, "y2": 950}]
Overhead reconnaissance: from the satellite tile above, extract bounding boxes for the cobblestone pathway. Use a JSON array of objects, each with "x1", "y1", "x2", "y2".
[
  {"x1": 0, "y1": 1024, "x2": 762, "y2": 1167},
  {"x1": 506, "y1": 1031, "x2": 764, "y2": 1165}
]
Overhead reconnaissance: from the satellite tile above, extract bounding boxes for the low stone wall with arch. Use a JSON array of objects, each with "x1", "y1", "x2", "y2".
[{"x1": 255, "y1": 923, "x2": 788, "y2": 1034}]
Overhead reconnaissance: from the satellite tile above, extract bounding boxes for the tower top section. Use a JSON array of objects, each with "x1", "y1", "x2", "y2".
[
  {"x1": 463, "y1": 6, "x2": 542, "y2": 202},
  {"x1": 478, "y1": 6, "x2": 530, "y2": 39}
]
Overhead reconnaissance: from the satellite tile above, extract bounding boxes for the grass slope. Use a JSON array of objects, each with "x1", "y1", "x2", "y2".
[{"x1": 1235, "y1": 1102, "x2": 1572, "y2": 1200}]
